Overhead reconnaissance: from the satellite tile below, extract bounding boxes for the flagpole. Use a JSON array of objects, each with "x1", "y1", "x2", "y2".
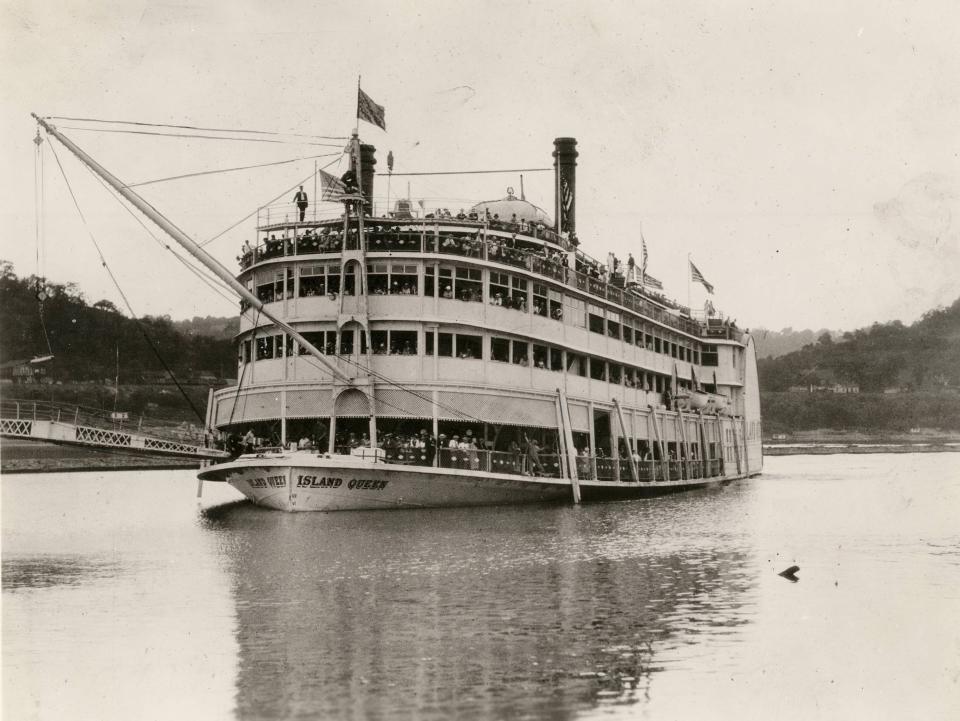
[
  {"x1": 356, "y1": 75, "x2": 361, "y2": 130},
  {"x1": 687, "y1": 253, "x2": 691, "y2": 311}
]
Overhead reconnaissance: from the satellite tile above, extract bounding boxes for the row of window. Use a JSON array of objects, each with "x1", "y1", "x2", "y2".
[
  {"x1": 240, "y1": 329, "x2": 699, "y2": 393},
  {"x1": 249, "y1": 262, "x2": 723, "y2": 368}
]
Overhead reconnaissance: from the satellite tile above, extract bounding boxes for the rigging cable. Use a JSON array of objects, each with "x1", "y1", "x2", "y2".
[
  {"x1": 33, "y1": 130, "x2": 54, "y2": 356},
  {"x1": 126, "y1": 152, "x2": 341, "y2": 189},
  {"x1": 46, "y1": 139, "x2": 207, "y2": 425},
  {"x1": 58, "y1": 125, "x2": 346, "y2": 148},
  {"x1": 45, "y1": 115, "x2": 349, "y2": 141},
  {"x1": 200, "y1": 155, "x2": 344, "y2": 248},
  {"x1": 376, "y1": 168, "x2": 551, "y2": 176}
]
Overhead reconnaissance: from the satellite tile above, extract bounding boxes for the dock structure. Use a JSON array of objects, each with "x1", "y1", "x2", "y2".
[{"x1": 0, "y1": 400, "x2": 228, "y2": 460}]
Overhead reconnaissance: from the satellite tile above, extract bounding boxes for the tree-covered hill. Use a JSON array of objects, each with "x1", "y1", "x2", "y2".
[
  {"x1": 759, "y1": 297, "x2": 960, "y2": 393},
  {"x1": 0, "y1": 261, "x2": 235, "y2": 383}
]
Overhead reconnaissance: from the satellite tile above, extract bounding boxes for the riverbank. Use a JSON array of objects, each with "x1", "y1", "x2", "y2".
[
  {"x1": 762, "y1": 429, "x2": 960, "y2": 455},
  {"x1": 0, "y1": 439, "x2": 200, "y2": 474}
]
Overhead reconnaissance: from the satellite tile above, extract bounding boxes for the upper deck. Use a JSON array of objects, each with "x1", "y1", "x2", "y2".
[{"x1": 239, "y1": 215, "x2": 743, "y2": 343}]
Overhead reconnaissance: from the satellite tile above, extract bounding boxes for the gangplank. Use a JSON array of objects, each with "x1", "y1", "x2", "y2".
[{"x1": 0, "y1": 401, "x2": 228, "y2": 460}]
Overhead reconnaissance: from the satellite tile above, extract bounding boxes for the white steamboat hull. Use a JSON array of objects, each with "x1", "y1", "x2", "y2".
[{"x1": 198, "y1": 451, "x2": 738, "y2": 512}]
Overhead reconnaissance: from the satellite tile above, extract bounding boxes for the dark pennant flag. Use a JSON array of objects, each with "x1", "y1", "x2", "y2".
[{"x1": 357, "y1": 87, "x2": 386, "y2": 130}]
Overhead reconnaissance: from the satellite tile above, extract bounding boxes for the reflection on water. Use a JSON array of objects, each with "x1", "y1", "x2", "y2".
[
  {"x1": 201, "y1": 488, "x2": 755, "y2": 720},
  {"x1": 3, "y1": 453, "x2": 959, "y2": 720},
  {"x1": 2, "y1": 554, "x2": 124, "y2": 591}
]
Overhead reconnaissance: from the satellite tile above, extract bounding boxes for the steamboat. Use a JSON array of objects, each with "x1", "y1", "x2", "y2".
[{"x1": 34, "y1": 103, "x2": 762, "y2": 512}]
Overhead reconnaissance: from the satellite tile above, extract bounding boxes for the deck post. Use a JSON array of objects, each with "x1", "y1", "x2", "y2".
[
  {"x1": 676, "y1": 408, "x2": 692, "y2": 479},
  {"x1": 612, "y1": 399, "x2": 638, "y2": 482},
  {"x1": 556, "y1": 389, "x2": 580, "y2": 503},
  {"x1": 648, "y1": 405, "x2": 670, "y2": 482}
]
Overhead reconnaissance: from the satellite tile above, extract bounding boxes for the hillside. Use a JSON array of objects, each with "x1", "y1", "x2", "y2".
[
  {"x1": 0, "y1": 261, "x2": 235, "y2": 384},
  {"x1": 758, "y1": 297, "x2": 960, "y2": 433},
  {"x1": 752, "y1": 327, "x2": 841, "y2": 359}
]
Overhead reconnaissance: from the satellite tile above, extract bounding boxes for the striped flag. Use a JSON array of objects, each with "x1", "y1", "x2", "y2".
[
  {"x1": 318, "y1": 169, "x2": 347, "y2": 201},
  {"x1": 690, "y1": 260, "x2": 714, "y2": 294},
  {"x1": 357, "y1": 87, "x2": 386, "y2": 130},
  {"x1": 643, "y1": 273, "x2": 663, "y2": 290}
]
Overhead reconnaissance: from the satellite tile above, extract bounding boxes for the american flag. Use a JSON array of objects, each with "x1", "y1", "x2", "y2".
[
  {"x1": 318, "y1": 169, "x2": 347, "y2": 202},
  {"x1": 690, "y1": 260, "x2": 714, "y2": 294},
  {"x1": 640, "y1": 233, "x2": 649, "y2": 274}
]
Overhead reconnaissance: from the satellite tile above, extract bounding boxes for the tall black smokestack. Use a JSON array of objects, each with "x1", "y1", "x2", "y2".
[
  {"x1": 553, "y1": 137, "x2": 578, "y2": 236},
  {"x1": 359, "y1": 143, "x2": 377, "y2": 216}
]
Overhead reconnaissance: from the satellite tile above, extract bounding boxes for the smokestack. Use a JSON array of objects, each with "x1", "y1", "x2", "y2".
[
  {"x1": 553, "y1": 137, "x2": 578, "y2": 236},
  {"x1": 359, "y1": 143, "x2": 377, "y2": 215}
]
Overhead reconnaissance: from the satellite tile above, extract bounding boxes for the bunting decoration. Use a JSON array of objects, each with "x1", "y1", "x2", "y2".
[
  {"x1": 357, "y1": 87, "x2": 386, "y2": 130},
  {"x1": 690, "y1": 260, "x2": 714, "y2": 294},
  {"x1": 560, "y1": 175, "x2": 573, "y2": 231}
]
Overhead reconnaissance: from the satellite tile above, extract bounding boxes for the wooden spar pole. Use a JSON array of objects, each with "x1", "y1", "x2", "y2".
[
  {"x1": 32, "y1": 114, "x2": 353, "y2": 385},
  {"x1": 612, "y1": 398, "x2": 638, "y2": 482},
  {"x1": 35, "y1": 115, "x2": 348, "y2": 382},
  {"x1": 556, "y1": 389, "x2": 580, "y2": 503}
]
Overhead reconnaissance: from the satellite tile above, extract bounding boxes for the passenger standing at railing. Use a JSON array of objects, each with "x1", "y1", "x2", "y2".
[{"x1": 293, "y1": 186, "x2": 308, "y2": 222}]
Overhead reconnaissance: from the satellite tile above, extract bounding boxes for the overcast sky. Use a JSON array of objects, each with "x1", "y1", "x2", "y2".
[{"x1": 2, "y1": 0, "x2": 957, "y2": 332}]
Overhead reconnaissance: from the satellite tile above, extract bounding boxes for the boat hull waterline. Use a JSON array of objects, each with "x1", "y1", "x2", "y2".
[{"x1": 199, "y1": 452, "x2": 740, "y2": 512}]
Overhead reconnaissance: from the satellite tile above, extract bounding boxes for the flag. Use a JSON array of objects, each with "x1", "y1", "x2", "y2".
[
  {"x1": 357, "y1": 87, "x2": 386, "y2": 130},
  {"x1": 640, "y1": 233, "x2": 649, "y2": 273},
  {"x1": 690, "y1": 260, "x2": 714, "y2": 294},
  {"x1": 643, "y1": 273, "x2": 663, "y2": 290},
  {"x1": 318, "y1": 169, "x2": 347, "y2": 201}
]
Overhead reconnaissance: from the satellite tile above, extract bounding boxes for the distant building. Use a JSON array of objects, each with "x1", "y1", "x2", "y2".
[{"x1": 0, "y1": 356, "x2": 55, "y2": 384}]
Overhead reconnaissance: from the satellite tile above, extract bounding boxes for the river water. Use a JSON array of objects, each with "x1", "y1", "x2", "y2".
[{"x1": 3, "y1": 453, "x2": 959, "y2": 720}]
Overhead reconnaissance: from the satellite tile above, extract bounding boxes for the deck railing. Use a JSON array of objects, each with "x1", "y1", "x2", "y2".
[
  {"x1": 238, "y1": 222, "x2": 729, "y2": 339},
  {"x1": 313, "y1": 443, "x2": 726, "y2": 483}
]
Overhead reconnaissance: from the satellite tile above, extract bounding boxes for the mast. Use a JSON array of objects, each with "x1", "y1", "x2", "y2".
[{"x1": 32, "y1": 113, "x2": 353, "y2": 384}]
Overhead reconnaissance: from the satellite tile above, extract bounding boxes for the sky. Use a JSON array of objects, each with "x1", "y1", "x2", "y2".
[{"x1": 1, "y1": 0, "x2": 958, "y2": 332}]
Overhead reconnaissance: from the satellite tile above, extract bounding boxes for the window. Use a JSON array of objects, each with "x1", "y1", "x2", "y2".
[
  {"x1": 549, "y1": 289, "x2": 563, "y2": 321},
  {"x1": 239, "y1": 340, "x2": 251, "y2": 364},
  {"x1": 438, "y1": 332, "x2": 453, "y2": 357},
  {"x1": 367, "y1": 263, "x2": 389, "y2": 295},
  {"x1": 589, "y1": 357, "x2": 606, "y2": 381},
  {"x1": 425, "y1": 266, "x2": 437, "y2": 297},
  {"x1": 371, "y1": 329, "x2": 388, "y2": 354},
  {"x1": 654, "y1": 336, "x2": 661, "y2": 354},
  {"x1": 588, "y1": 303, "x2": 605, "y2": 334},
  {"x1": 609, "y1": 364, "x2": 622, "y2": 384},
  {"x1": 550, "y1": 348, "x2": 563, "y2": 372},
  {"x1": 390, "y1": 330, "x2": 418, "y2": 355},
  {"x1": 533, "y1": 344, "x2": 548, "y2": 369},
  {"x1": 439, "y1": 268, "x2": 454, "y2": 298},
  {"x1": 285, "y1": 268, "x2": 294, "y2": 299},
  {"x1": 425, "y1": 331, "x2": 435, "y2": 355},
  {"x1": 564, "y1": 295, "x2": 586, "y2": 328},
  {"x1": 390, "y1": 264, "x2": 418, "y2": 295},
  {"x1": 256, "y1": 335, "x2": 277, "y2": 360},
  {"x1": 455, "y1": 267, "x2": 482, "y2": 302},
  {"x1": 511, "y1": 340, "x2": 528, "y2": 365},
  {"x1": 489, "y1": 271, "x2": 510, "y2": 305},
  {"x1": 566, "y1": 352, "x2": 586, "y2": 376},
  {"x1": 298, "y1": 330, "x2": 336, "y2": 355},
  {"x1": 457, "y1": 334, "x2": 482, "y2": 359},
  {"x1": 607, "y1": 310, "x2": 621, "y2": 339},
  {"x1": 491, "y1": 337, "x2": 510, "y2": 362},
  {"x1": 533, "y1": 283, "x2": 548, "y2": 317},
  {"x1": 342, "y1": 265, "x2": 356, "y2": 296},
  {"x1": 339, "y1": 329, "x2": 354, "y2": 355},
  {"x1": 702, "y1": 344, "x2": 719, "y2": 366}
]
